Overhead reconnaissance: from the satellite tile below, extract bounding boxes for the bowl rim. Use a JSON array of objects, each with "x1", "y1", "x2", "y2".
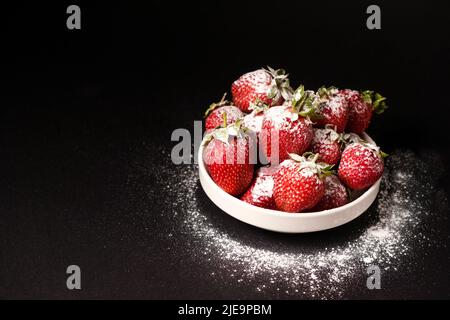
[{"x1": 198, "y1": 132, "x2": 381, "y2": 219}]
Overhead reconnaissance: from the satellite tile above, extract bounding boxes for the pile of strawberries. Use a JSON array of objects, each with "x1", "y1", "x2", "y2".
[{"x1": 202, "y1": 67, "x2": 387, "y2": 213}]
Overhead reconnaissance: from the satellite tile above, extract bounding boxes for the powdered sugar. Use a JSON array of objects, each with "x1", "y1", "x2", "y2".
[
  {"x1": 322, "y1": 94, "x2": 347, "y2": 113},
  {"x1": 323, "y1": 175, "x2": 345, "y2": 197},
  {"x1": 316, "y1": 93, "x2": 347, "y2": 122},
  {"x1": 249, "y1": 175, "x2": 273, "y2": 198},
  {"x1": 136, "y1": 148, "x2": 447, "y2": 298}
]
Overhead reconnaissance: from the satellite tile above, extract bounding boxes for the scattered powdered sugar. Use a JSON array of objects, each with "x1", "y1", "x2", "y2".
[{"x1": 135, "y1": 147, "x2": 447, "y2": 298}]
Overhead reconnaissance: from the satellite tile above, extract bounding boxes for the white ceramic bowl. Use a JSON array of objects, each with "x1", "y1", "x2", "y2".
[{"x1": 198, "y1": 133, "x2": 381, "y2": 233}]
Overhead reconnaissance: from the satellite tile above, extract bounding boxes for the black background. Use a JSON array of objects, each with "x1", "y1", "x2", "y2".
[{"x1": 1, "y1": 1, "x2": 449, "y2": 299}]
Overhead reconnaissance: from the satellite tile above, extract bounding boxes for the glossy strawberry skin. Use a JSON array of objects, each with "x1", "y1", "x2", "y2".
[
  {"x1": 273, "y1": 160, "x2": 325, "y2": 213},
  {"x1": 339, "y1": 89, "x2": 372, "y2": 134},
  {"x1": 241, "y1": 166, "x2": 278, "y2": 209},
  {"x1": 205, "y1": 105, "x2": 244, "y2": 131},
  {"x1": 315, "y1": 94, "x2": 348, "y2": 133},
  {"x1": 232, "y1": 69, "x2": 283, "y2": 113},
  {"x1": 203, "y1": 137, "x2": 254, "y2": 196},
  {"x1": 312, "y1": 175, "x2": 348, "y2": 211},
  {"x1": 310, "y1": 128, "x2": 341, "y2": 165},
  {"x1": 338, "y1": 143, "x2": 384, "y2": 190},
  {"x1": 260, "y1": 105, "x2": 313, "y2": 164}
]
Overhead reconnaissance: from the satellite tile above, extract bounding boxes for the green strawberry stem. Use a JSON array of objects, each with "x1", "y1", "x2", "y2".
[
  {"x1": 288, "y1": 152, "x2": 335, "y2": 178},
  {"x1": 204, "y1": 93, "x2": 229, "y2": 118},
  {"x1": 222, "y1": 112, "x2": 227, "y2": 128},
  {"x1": 361, "y1": 90, "x2": 388, "y2": 114},
  {"x1": 343, "y1": 133, "x2": 388, "y2": 159},
  {"x1": 291, "y1": 85, "x2": 319, "y2": 118},
  {"x1": 203, "y1": 117, "x2": 247, "y2": 147},
  {"x1": 317, "y1": 86, "x2": 338, "y2": 100}
]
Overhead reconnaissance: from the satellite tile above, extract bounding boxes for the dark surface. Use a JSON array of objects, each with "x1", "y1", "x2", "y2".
[{"x1": 1, "y1": 1, "x2": 449, "y2": 299}]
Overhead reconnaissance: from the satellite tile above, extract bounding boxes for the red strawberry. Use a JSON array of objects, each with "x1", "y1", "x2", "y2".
[
  {"x1": 273, "y1": 153, "x2": 331, "y2": 213},
  {"x1": 314, "y1": 86, "x2": 348, "y2": 133},
  {"x1": 338, "y1": 135, "x2": 385, "y2": 190},
  {"x1": 260, "y1": 86, "x2": 315, "y2": 164},
  {"x1": 231, "y1": 67, "x2": 293, "y2": 112},
  {"x1": 339, "y1": 89, "x2": 387, "y2": 134},
  {"x1": 203, "y1": 120, "x2": 255, "y2": 196},
  {"x1": 312, "y1": 175, "x2": 349, "y2": 211},
  {"x1": 241, "y1": 166, "x2": 278, "y2": 209},
  {"x1": 204, "y1": 93, "x2": 244, "y2": 131},
  {"x1": 310, "y1": 127, "x2": 342, "y2": 165}
]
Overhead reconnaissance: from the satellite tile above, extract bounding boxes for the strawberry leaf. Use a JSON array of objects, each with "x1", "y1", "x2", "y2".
[
  {"x1": 372, "y1": 93, "x2": 388, "y2": 114},
  {"x1": 361, "y1": 90, "x2": 374, "y2": 104},
  {"x1": 204, "y1": 93, "x2": 230, "y2": 118},
  {"x1": 222, "y1": 112, "x2": 227, "y2": 128},
  {"x1": 361, "y1": 90, "x2": 388, "y2": 114},
  {"x1": 212, "y1": 128, "x2": 230, "y2": 145},
  {"x1": 249, "y1": 99, "x2": 270, "y2": 114},
  {"x1": 264, "y1": 66, "x2": 294, "y2": 102},
  {"x1": 318, "y1": 164, "x2": 336, "y2": 179},
  {"x1": 317, "y1": 86, "x2": 338, "y2": 100}
]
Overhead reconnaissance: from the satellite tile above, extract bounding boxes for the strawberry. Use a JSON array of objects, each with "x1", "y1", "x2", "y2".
[
  {"x1": 203, "y1": 120, "x2": 255, "y2": 196},
  {"x1": 241, "y1": 166, "x2": 278, "y2": 209},
  {"x1": 312, "y1": 175, "x2": 349, "y2": 211},
  {"x1": 314, "y1": 86, "x2": 349, "y2": 133},
  {"x1": 259, "y1": 85, "x2": 315, "y2": 164},
  {"x1": 231, "y1": 67, "x2": 293, "y2": 112},
  {"x1": 204, "y1": 93, "x2": 244, "y2": 131},
  {"x1": 273, "y1": 153, "x2": 332, "y2": 213},
  {"x1": 339, "y1": 89, "x2": 387, "y2": 134},
  {"x1": 310, "y1": 126, "x2": 342, "y2": 165},
  {"x1": 338, "y1": 134, "x2": 386, "y2": 190}
]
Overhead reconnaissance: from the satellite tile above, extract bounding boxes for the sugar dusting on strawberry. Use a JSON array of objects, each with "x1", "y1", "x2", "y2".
[
  {"x1": 273, "y1": 153, "x2": 332, "y2": 213},
  {"x1": 242, "y1": 101, "x2": 268, "y2": 136},
  {"x1": 310, "y1": 127, "x2": 342, "y2": 165},
  {"x1": 312, "y1": 175, "x2": 349, "y2": 211},
  {"x1": 231, "y1": 67, "x2": 293, "y2": 113},
  {"x1": 203, "y1": 119, "x2": 255, "y2": 196},
  {"x1": 259, "y1": 86, "x2": 317, "y2": 164},
  {"x1": 204, "y1": 68, "x2": 389, "y2": 213},
  {"x1": 241, "y1": 166, "x2": 278, "y2": 209},
  {"x1": 314, "y1": 87, "x2": 349, "y2": 133},
  {"x1": 260, "y1": 105, "x2": 313, "y2": 164},
  {"x1": 339, "y1": 89, "x2": 387, "y2": 134}
]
